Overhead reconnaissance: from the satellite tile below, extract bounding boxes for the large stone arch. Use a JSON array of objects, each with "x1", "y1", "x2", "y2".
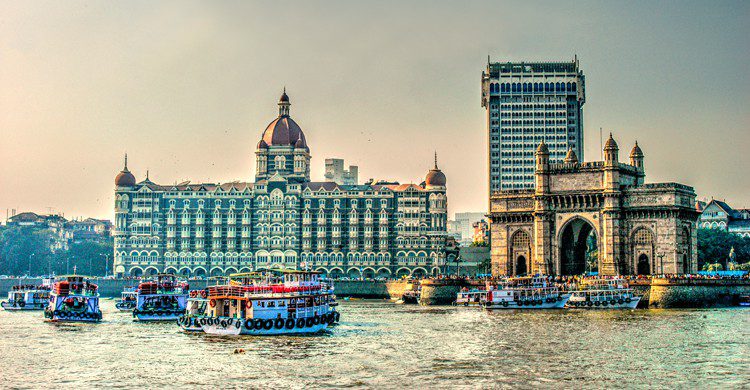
[
  {"x1": 557, "y1": 216, "x2": 599, "y2": 276},
  {"x1": 509, "y1": 229, "x2": 532, "y2": 276},
  {"x1": 395, "y1": 267, "x2": 411, "y2": 278},
  {"x1": 376, "y1": 267, "x2": 392, "y2": 278},
  {"x1": 144, "y1": 266, "x2": 159, "y2": 276},
  {"x1": 193, "y1": 267, "x2": 207, "y2": 278},
  {"x1": 346, "y1": 267, "x2": 362, "y2": 279},
  {"x1": 329, "y1": 267, "x2": 344, "y2": 279},
  {"x1": 361, "y1": 267, "x2": 376, "y2": 279},
  {"x1": 164, "y1": 267, "x2": 178, "y2": 275},
  {"x1": 631, "y1": 227, "x2": 655, "y2": 275},
  {"x1": 411, "y1": 267, "x2": 428, "y2": 278}
]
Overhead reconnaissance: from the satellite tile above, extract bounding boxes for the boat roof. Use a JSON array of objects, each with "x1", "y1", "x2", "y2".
[
  {"x1": 56, "y1": 275, "x2": 94, "y2": 279},
  {"x1": 229, "y1": 272, "x2": 264, "y2": 278}
]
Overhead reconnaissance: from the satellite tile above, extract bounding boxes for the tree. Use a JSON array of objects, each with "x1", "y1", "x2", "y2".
[
  {"x1": 0, "y1": 227, "x2": 54, "y2": 276},
  {"x1": 697, "y1": 228, "x2": 750, "y2": 269}
]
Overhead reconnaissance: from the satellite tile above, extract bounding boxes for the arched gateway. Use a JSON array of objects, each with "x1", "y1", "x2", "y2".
[{"x1": 489, "y1": 136, "x2": 699, "y2": 276}]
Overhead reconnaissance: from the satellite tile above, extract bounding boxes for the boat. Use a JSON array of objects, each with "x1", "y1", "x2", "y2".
[
  {"x1": 483, "y1": 276, "x2": 569, "y2": 310},
  {"x1": 132, "y1": 274, "x2": 189, "y2": 321},
  {"x1": 400, "y1": 288, "x2": 420, "y2": 304},
  {"x1": 321, "y1": 279, "x2": 341, "y2": 325},
  {"x1": 737, "y1": 295, "x2": 749, "y2": 307},
  {"x1": 114, "y1": 286, "x2": 138, "y2": 311},
  {"x1": 1, "y1": 281, "x2": 51, "y2": 310},
  {"x1": 455, "y1": 288, "x2": 487, "y2": 306},
  {"x1": 566, "y1": 278, "x2": 641, "y2": 309},
  {"x1": 177, "y1": 289, "x2": 209, "y2": 332},
  {"x1": 197, "y1": 270, "x2": 337, "y2": 336},
  {"x1": 43, "y1": 275, "x2": 102, "y2": 322}
]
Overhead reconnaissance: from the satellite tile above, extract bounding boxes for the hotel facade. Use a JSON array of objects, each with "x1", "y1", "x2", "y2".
[{"x1": 113, "y1": 92, "x2": 448, "y2": 278}]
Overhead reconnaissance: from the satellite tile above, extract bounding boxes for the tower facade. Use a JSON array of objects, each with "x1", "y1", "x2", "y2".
[{"x1": 481, "y1": 58, "x2": 586, "y2": 194}]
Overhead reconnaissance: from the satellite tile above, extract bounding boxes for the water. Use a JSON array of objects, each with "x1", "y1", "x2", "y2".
[{"x1": 1, "y1": 300, "x2": 748, "y2": 389}]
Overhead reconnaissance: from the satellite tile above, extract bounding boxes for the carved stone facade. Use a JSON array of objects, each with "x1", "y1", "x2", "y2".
[{"x1": 489, "y1": 135, "x2": 699, "y2": 276}]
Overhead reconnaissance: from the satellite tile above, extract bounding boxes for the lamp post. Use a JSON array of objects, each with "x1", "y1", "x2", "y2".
[
  {"x1": 28, "y1": 253, "x2": 35, "y2": 278},
  {"x1": 100, "y1": 254, "x2": 110, "y2": 277}
]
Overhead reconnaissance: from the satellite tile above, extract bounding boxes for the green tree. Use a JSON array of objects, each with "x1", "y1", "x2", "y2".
[
  {"x1": 697, "y1": 228, "x2": 750, "y2": 268},
  {"x1": 0, "y1": 227, "x2": 54, "y2": 276}
]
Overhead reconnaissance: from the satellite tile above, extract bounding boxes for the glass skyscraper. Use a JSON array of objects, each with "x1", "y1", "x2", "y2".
[{"x1": 481, "y1": 58, "x2": 585, "y2": 193}]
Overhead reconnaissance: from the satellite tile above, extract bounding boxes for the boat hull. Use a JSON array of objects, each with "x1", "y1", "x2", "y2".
[
  {"x1": 115, "y1": 302, "x2": 136, "y2": 311},
  {"x1": 567, "y1": 296, "x2": 641, "y2": 309},
  {"x1": 484, "y1": 295, "x2": 570, "y2": 310},
  {"x1": 198, "y1": 316, "x2": 332, "y2": 336},
  {"x1": 177, "y1": 316, "x2": 203, "y2": 332},
  {"x1": 2, "y1": 302, "x2": 46, "y2": 311},
  {"x1": 44, "y1": 310, "x2": 101, "y2": 322},
  {"x1": 133, "y1": 310, "x2": 182, "y2": 321}
]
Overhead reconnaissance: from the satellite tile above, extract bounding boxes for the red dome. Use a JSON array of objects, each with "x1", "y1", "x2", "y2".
[
  {"x1": 261, "y1": 116, "x2": 307, "y2": 148},
  {"x1": 425, "y1": 169, "x2": 446, "y2": 186},
  {"x1": 115, "y1": 155, "x2": 136, "y2": 187}
]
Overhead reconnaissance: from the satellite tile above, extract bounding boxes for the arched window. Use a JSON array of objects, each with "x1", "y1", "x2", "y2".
[{"x1": 633, "y1": 228, "x2": 654, "y2": 245}]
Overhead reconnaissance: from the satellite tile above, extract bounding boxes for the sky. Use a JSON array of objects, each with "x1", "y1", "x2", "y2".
[{"x1": 1, "y1": 0, "x2": 748, "y2": 221}]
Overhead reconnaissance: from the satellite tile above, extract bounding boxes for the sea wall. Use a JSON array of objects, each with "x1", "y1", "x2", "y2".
[
  {"x1": 648, "y1": 278, "x2": 750, "y2": 308},
  {"x1": 0, "y1": 278, "x2": 406, "y2": 299},
  {"x1": 419, "y1": 279, "x2": 468, "y2": 305}
]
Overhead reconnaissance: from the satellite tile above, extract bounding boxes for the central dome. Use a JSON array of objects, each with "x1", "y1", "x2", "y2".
[{"x1": 259, "y1": 90, "x2": 308, "y2": 149}]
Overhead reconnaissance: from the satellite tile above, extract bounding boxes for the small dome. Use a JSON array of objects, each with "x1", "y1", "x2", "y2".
[
  {"x1": 115, "y1": 154, "x2": 136, "y2": 187},
  {"x1": 425, "y1": 169, "x2": 446, "y2": 187},
  {"x1": 536, "y1": 140, "x2": 549, "y2": 154},
  {"x1": 425, "y1": 153, "x2": 446, "y2": 187},
  {"x1": 257, "y1": 139, "x2": 268, "y2": 149},
  {"x1": 279, "y1": 90, "x2": 289, "y2": 103},
  {"x1": 604, "y1": 133, "x2": 619, "y2": 150},
  {"x1": 564, "y1": 148, "x2": 578, "y2": 163},
  {"x1": 294, "y1": 135, "x2": 306, "y2": 149},
  {"x1": 630, "y1": 141, "x2": 643, "y2": 158}
]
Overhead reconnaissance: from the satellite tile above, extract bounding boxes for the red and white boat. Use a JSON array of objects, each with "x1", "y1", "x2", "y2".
[
  {"x1": 43, "y1": 275, "x2": 102, "y2": 322},
  {"x1": 197, "y1": 270, "x2": 337, "y2": 336},
  {"x1": 567, "y1": 278, "x2": 641, "y2": 309}
]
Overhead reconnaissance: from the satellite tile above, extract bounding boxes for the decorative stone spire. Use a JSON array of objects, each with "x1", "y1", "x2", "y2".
[
  {"x1": 278, "y1": 87, "x2": 290, "y2": 117},
  {"x1": 434, "y1": 151, "x2": 439, "y2": 169}
]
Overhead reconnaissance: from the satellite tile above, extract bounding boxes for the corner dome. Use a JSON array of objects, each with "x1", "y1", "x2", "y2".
[
  {"x1": 257, "y1": 139, "x2": 268, "y2": 149},
  {"x1": 115, "y1": 155, "x2": 136, "y2": 187},
  {"x1": 564, "y1": 148, "x2": 578, "y2": 163},
  {"x1": 425, "y1": 153, "x2": 446, "y2": 187},
  {"x1": 604, "y1": 133, "x2": 619, "y2": 150},
  {"x1": 536, "y1": 140, "x2": 549, "y2": 154},
  {"x1": 630, "y1": 141, "x2": 643, "y2": 158}
]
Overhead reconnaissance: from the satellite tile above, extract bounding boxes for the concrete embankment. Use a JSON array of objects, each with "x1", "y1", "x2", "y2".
[
  {"x1": 648, "y1": 278, "x2": 750, "y2": 308},
  {"x1": 418, "y1": 279, "x2": 467, "y2": 305}
]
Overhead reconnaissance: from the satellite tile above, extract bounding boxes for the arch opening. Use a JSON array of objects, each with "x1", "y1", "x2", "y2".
[{"x1": 559, "y1": 218, "x2": 598, "y2": 276}]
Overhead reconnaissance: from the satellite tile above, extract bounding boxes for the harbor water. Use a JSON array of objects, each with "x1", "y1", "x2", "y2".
[{"x1": 0, "y1": 300, "x2": 748, "y2": 388}]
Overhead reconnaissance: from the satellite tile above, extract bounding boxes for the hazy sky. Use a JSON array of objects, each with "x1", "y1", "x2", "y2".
[{"x1": 1, "y1": 1, "x2": 748, "y2": 221}]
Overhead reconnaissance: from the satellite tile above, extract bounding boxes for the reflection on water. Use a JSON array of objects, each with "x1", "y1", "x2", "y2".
[{"x1": 0, "y1": 299, "x2": 748, "y2": 388}]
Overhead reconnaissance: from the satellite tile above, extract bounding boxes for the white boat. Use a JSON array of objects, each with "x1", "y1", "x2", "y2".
[
  {"x1": 483, "y1": 276, "x2": 569, "y2": 310},
  {"x1": 114, "y1": 286, "x2": 138, "y2": 311},
  {"x1": 177, "y1": 289, "x2": 209, "y2": 332},
  {"x1": 1, "y1": 281, "x2": 51, "y2": 310},
  {"x1": 455, "y1": 288, "x2": 487, "y2": 306},
  {"x1": 132, "y1": 274, "x2": 189, "y2": 321},
  {"x1": 43, "y1": 275, "x2": 102, "y2": 322},
  {"x1": 567, "y1": 278, "x2": 641, "y2": 309},
  {"x1": 197, "y1": 270, "x2": 337, "y2": 336}
]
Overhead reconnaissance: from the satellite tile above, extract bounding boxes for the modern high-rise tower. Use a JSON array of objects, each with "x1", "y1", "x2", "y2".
[{"x1": 481, "y1": 58, "x2": 585, "y2": 194}]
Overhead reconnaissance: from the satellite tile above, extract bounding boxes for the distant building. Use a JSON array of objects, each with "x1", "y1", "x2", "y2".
[
  {"x1": 324, "y1": 158, "x2": 358, "y2": 185},
  {"x1": 448, "y1": 212, "x2": 486, "y2": 245},
  {"x1": 481, "y1": 58, "x2": 586, "y2": 193},
  {"x1": 472, "y1": 220, "x2": 489, "y2": 245},
  {"x1": 5, "y1": 212, "x2": 112, "y2": 251},
  {"x1": 113, "y1": 92, "x2": 448, "y2": 279},
  {"x1": 698, "y1": 200, "x2": 750, "y2": 238}
]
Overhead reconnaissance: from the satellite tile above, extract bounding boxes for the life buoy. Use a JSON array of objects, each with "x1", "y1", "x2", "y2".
[
  {"x1": 234, "y1": 319, "x2": 241, "y2": 329},
  {"x1": 313, "y1": 315, "x2": 321, "y2": 325},
  {"x1": 209, "y1": 299, "x2": 216, "y2": 308},
  {"x1": 463, "y1": 302, "x2": 469, "y2": 307},
  {"x1": 201, "y1": 290, "x2": 208, "y2": 299},
  {"x1": 274, "y1": 318, "x2": 284, "y2": 329},
  {"x1": 501, "y1": 301, "x2": 509, "y2": 307},
  {"x1": 594, "y1": 301, "x2": 600, "y2": 306},
  {"x1": 285, "y1": 318, "x2": 295, "y2": 329},
  {"x1": 625, "y1": 297, "x2": 632, "y2": 303},
  {"x1": 618, "y1": 299, "x2": 625, "y2": 304},
  {"x1": 253, "y1": 318, "x2": 264, "y2": 330},
  {"x1": 334, "y1": 312, "x2": 340, "y2": 322},
  {"x1": 263, "y1": 319, "x2": 273, "y2": 330},
  {"x1": 296, "y1": 318, "x2": 305, "y2": 328},
  {"x1": 18, "y1": 301, "x2": 25, "y2": 308},
  {"x1": 602, "y1": 301, "x2": 608, "y2": 306},
  {"x1": 587, "y1": 301, "x2": 593, "y2": 307},
  {"x1": 244, "y1": 319, "x2": 253, "y2": 330}
]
